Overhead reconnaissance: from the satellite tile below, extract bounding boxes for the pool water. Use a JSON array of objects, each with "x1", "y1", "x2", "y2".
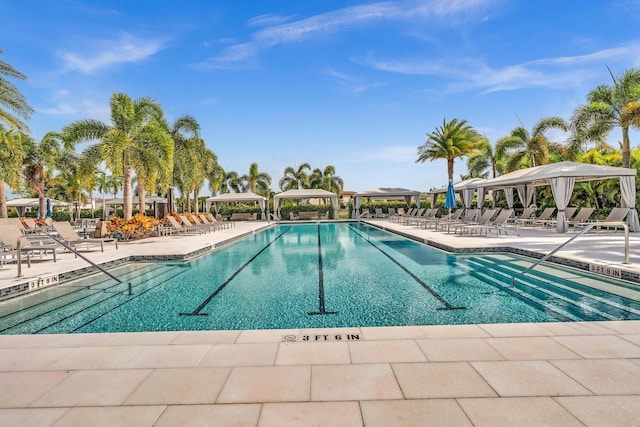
[{"x1": 1, "y1": 222, "x2": 640, "y2": 334}]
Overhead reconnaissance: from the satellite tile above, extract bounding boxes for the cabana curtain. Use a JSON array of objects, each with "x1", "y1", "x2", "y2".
[
  {"x1": 620, "y1": 176, "x2": 640, "y2": 232},
  {"x1": 550, "y1": 177, "x2": 575, "y2": 233}
]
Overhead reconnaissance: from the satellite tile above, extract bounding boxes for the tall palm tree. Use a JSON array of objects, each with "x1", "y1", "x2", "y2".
[
  {"x1": 466, "y1": 138, "x2": 504, "y2": 179},
  {"x1": 309, "y1": 165, "x2": 344, "y2": 194},
  {"x1": 416, "y1": 118, "x2": 482, "y2": 181},
  {"x1": 279, "y1": 163, "x2": 311, "y2": 191},
  {"x1": 0, "y1": 126, "x2": 24, "y2": 218},
  {"x1": 496, "y1": 117, "x2": 568, "y2": 172},
  {"x1": 95, "y1": 171, "x2": 111, "y2": 220},
  {"x1": 63, "y1": 93, "x2": 173, "y2": 219},
  {"x1": 572, "y1": 67, "x2": 640, "y2": 168},
  {"x1": 242, "y1": 162, "x2": 272, "y2": 196},
  {"x1": 168, "y1": 115, "x2": 201, "y2": 211},
  {"x1": 0, "y1": 49, "x2": 34, "y2": 130},
  {"x1": 22, "y1": 132, "x2": 62, "y2": 219}
]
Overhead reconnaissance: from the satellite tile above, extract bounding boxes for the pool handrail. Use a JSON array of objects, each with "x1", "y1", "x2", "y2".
[
  {"x1": 512, "y1": 222, "x2": 629, "y2": 286},
  {"x1": 19, "y1": 230, "x2": 131, "y2": 294}
]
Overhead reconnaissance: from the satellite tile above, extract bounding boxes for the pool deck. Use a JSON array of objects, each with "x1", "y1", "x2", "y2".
[{"x1": 1, "y1": 220, "x2": 640, "y2": 426}]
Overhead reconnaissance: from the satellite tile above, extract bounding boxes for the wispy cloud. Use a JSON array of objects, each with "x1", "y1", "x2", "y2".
[
  {"x1": 247, "y1": 13, "x2": 293, "y2": 27},
  {"x1": 196, "y1": 0, "x2": 495, "y2": 69},
  {"x1": 360, "y1": 41, "x2": 640, "y2": 93},
  {"x1": 59, "y1": 33, "x2": 167, "y2": 73}
]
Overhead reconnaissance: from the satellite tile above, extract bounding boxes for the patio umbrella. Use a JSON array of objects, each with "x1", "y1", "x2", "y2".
[
  {"x1": 46, "y1": 198, "x2": 52, "y2": 218},
  {"x1": 445, "y1": 180, "x2": 456, "y2": 226}
]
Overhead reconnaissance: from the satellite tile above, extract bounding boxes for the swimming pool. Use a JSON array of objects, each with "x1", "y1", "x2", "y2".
[{"x1": 1, "y1": 222, "x2": 640, "y2": 334}]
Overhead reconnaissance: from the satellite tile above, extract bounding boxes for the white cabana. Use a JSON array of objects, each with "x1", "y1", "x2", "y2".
[
  {"x1": 352, "y1": 188, "x2": 420, "y2": 218},
  {"x1": 6, "y1": 198, "x2": 72, "y2": 217},
  {"x1": 476, "y1": 162, "x2": 639, "y2": 233},
  {"x1": 104, "y1": 196, "x2": 167, "y2": 217},
  {"x1": 274, "y1": 189, "x2": 339, "y2": 220},
  {"x1": 205, "y1": 192, "x2": 268, "y2": 219}
]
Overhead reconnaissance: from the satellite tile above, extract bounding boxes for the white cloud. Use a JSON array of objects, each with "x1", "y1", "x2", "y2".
[
  {"x1": 59, "y1": 33, "x2": 167, "y2": 74},
  {"x1": 247, "y1": 13, "x2": 293, "y2": 27},
  {"x1": 197, "y1": 0, "x2": 497, "y2": 69},
  {"x1": 359, "y1": 41, "x2": 640, "y2": 93}
]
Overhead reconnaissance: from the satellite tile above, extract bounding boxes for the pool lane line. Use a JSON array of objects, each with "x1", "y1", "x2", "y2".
[
  {"x1": 349, "y1": 224, "x2": 465, "y2": 311},
  {"x1": 180, "y1": 226, "x2": 292, "y2": 316},
  {"x1": 308, "y1": 224, "x2": 337, "y2": 316}
]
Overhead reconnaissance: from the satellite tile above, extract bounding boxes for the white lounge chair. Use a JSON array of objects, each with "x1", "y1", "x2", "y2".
[
  {"x1": 454, "y1": 209, "x2": 497, "y2": 235},
  {"x1": 52, "y1": 221, "x2": 118, "y2": 252},
  {"x1": 459, "y1": 209, "x2": 518, "y2": 236}
]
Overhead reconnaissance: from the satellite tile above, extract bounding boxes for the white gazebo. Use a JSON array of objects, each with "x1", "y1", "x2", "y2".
[
  {"x1": 204, "y1": 192, "x2": 268, "y2": 220},
  {"x1": 352, "y1": 188, "x2": 420, "y2": 218},
  {"x1": 104, "y1": 196, "x2": 167, "y2": 217},
  {"x1": 476, "y1": 162, "x2": 639, "y2": 233},
  {"x1": 273, "y1": 189, "x2": 339, "y2": 220},
  {"x1": 6, "y1": 198, "x2": 72, "y2": 217}
]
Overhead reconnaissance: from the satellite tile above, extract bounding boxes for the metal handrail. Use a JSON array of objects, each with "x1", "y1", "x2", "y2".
[
  {"x1": 18, "y1": 231, "x2": 132, "y2": 295},
  {"x1": 512, "y1": 221, "x2": 630, "y2": 286}
]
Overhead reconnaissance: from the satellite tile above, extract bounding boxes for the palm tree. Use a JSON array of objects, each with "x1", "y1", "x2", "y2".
[
  {"x1": 496, "y1": 117, "x2": 568, "y2": 172},
  {"x1": 22, "y1": 132, "x2": 62, "y2": 219},
  {"x1": 95, "y1": 171, "x2": 111, "y2": 220},
  {"x1": 0, "y1": 126, "x2": 24, "y2": 218},
  {"x1": 208, "y1": 163, "x2": 225, "y2": 195},
  {"x1": 416, "y1": 118, "x2": 482, "y2": 181},
  {"x1": 168, "y1": 115, "x2": 201, "y2": 211},
  {"x1": 279, "y1": 163, "x2": 311, "y2": 191},
  {"x1": 466, "y1": 138, "x2": 504, "y2": 179},
  {"x1": 221, "y1": 171, "x2": 242, "y2": 194},
  {"x1": 572, "y1": 67, "x2": 640, "y2": 168},
  {"x1": 242, "y1": 162, "x2": 272, "y2": 196},
  {"x1": 63, "y1": 93, "x2": 173, "y2": 219},
  {"x1": 309, "y1": 165, "x2": 344, "y2": 194},
  {"x1": 0, "y1": 49, "x2": 34, "y2": 130}
]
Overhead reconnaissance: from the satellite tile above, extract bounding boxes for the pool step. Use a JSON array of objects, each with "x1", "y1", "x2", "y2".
[
  {"x1": 455, "y1": 261, "x2": 583, "y2": 321},
  {"x1": 0, "y1": 264, "x2": 187, "y2": 334},
  {"x1": 460, "y1": 255, "x2": 640, "y2": 321}
]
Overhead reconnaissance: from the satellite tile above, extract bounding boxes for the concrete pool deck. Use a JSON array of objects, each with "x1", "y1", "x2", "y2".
[{"x1": 1, "y1": 219, "x2": 640, "y2": 426}]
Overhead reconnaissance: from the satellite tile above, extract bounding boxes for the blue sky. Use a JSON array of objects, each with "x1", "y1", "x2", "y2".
[{"x1": 2, "y1": 0, "x2": 640, "y2": 197}]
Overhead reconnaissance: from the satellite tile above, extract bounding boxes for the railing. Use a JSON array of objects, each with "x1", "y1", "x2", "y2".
[
  {"x1": 512, "y1": 221, "x2": 630, "y2": 286},
  {"x1": 18, "y1": 232, "x2": 132, "y2": 295}
]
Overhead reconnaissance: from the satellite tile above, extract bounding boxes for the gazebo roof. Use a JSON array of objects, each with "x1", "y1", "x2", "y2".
[
  {"x1": 274, "y1": 189, "x2": 337, "y2": 199},
  {"x1": 476, "y1": 162, "x2": 636, "y2": 189},
  {"x1": 205, "y1": 192, "x2": 266, "y2": 202}
]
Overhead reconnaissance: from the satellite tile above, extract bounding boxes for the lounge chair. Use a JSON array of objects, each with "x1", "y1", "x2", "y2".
[
  {"x1": 404, "y1": 208, "x2": 432, "y2": 226},
  {"x1": 420, "y1": 208, "x2": 464, "y2": 229},
  {"x1": 529, "y1": 207, "x2": 556, "y2": 228},
  {"x1": 180, "y1": 214, "x2": 210, "y2": 233},
  {"x1": 534, "y1": 207, "x2": 576, "y2": 229},
  {"x1": 459, "y1": 209, "x2": 518, "y2": 236},
  {"x1": 205, "y1": 213, "x2": 233, "y2": 229},
  {"x1": 387, "y1": 207, "x2": 396, "y2": 219},
  {"x1": 567, "y1": 208, "x2": 595, "y2": 230},
  {"x1": 0, "y1": 224, "x2": 59, "y2": 271},
  {"x1": 400, "y1": 208, "x2": 424, "y2": 225},
  {"x1": 51, "y1": 221, "x2": 118, "y2": 252},
  {"x1": 454, "y1": 209, "x2": 497, "y2": 235},
  {"x1": 513, "y1": 207, "x2": 537, "y2": 226},
  {"x1": 436, "y1": 209, "x2": 479, "y2": 232},
  {"x1": 390, "y1": 208, "x2": 412, "y2": 223},
  {"x1": 374, "y1": 208, "x2": 387, "y2": 218},
  {"x1": 574, "y1": 207, "x2": 630, "y2": 232},
  {"x1": 166, "y1": 216, "x2": 203, "y2": 234},
  {"x1": 22, "y1": 217, "x2": 41, "y2": 234}
]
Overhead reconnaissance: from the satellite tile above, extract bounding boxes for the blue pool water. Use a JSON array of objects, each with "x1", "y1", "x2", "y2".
[{"x1": 1, "y1": 222, "x2": 640, "y2": 334}]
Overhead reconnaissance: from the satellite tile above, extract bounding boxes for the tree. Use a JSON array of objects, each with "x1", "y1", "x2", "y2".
[
  {"x1": 221, "y1": 171, "x2": 242, "y2": 194},
  {"x1": 208, "y1": 163, "x2": 225, "y2": 195},
  {"x1": 0, "y1": 49, "x2": 34, "y2": 131},
  {"x1": 416, "y1": 118, "x2": 482, "y2": 181},
  {"x1": 279, "y1": 163, "x2": 311, "y2": 191},
  {"x1": 242, "y1": 162, "x2": 272, "y2": 196},
  {"x1": 309, "y1": 165, "x2": 344, "y2": 194},
  {"x1": 0, "y1": 126, "x2": 24, "y2": 218},
  {"x1": 496, "y1": 117, "x2": 568, "y2": 171},
  {"x1": 572, "y1": 67, "x2": 640, "y2": 168},
  {"x1": 168, "y1": 115, "x2": 201, "y2": 211},
  {"x1": 466, "y1": 138, "x2": 504, "y2": 179},
  {"x1": 22, "y1": 132, "x2": 62, "y2": 219},
  {"x1": 64, "y1": 93, "x2": 173, "y2": 219}
]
